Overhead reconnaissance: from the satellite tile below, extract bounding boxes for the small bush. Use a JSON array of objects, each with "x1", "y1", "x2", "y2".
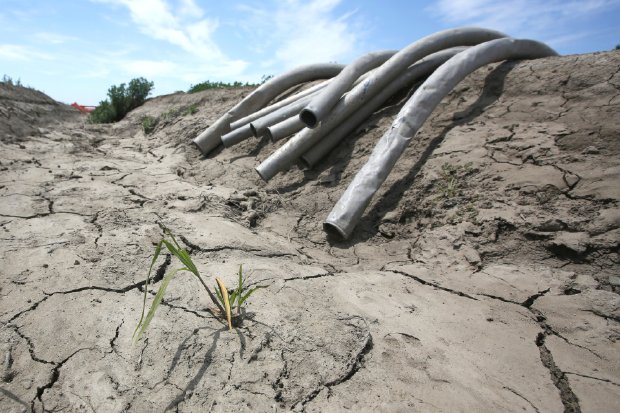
[
  {"x1": 142, "y1": 115, "x2": 158, "y2": 134},
  {"x1": 1, "y1": 75, "x2": 22, "y2": 87},
  {"x1": 187, "y1": 79, "x2": 265, "y2": 94},
  {"x1": 89, "y1": 77, "x2": 154, "y2": 124},
  {"x1": 185, "y1": 103, "x2": 198, "y2": 115}
]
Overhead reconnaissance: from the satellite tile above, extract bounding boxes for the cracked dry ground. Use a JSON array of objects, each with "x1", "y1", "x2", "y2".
[{"x1": 1, "y1": 51, "x2": 619, "y2": 412}]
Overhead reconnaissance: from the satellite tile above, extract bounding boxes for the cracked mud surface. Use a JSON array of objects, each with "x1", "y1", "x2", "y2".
[{"x1": 1, "y1": 51, "x2": 619, "y2": 412}]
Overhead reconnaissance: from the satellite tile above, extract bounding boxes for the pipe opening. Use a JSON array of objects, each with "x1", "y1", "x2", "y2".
[
  {"x1": 323, "y1": 221, "x2": 347, "y2": 240},
  {"x1": 250, "y1": 123, "x2": 259, "y2": 138},
  {"x1": 254, "y1": 166, "x2": 269, "y2": 182},
  {"x1": 298, "y1": 155, "x2": 311, "y2": 170},
  {"x1": 265, "y1": 128, "x2": 275, "y2": 142},
  {"x1": 300, "y1": 109, "x2": 318, "y2": 128}
]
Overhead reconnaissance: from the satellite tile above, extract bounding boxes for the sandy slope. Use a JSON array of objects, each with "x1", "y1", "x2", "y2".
[{"x1": 1, "y1": 51, "x2": 619, "y2": 412}]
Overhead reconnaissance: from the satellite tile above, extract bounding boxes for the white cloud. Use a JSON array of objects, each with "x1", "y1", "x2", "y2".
[
  {"x1": 33, "y1": 32, "x2": 79, "y2": 45},
  {"x1": 119, "y1": 59, "x2": 178, "y2": 77},
  {"x1": 93, "y1": 0, "x2": 248, "y2": 75},
  {"x1": 0, "y1": 44, "x2": 52, "y2": 61},
  {"x1": 237, "y1": 0, "x2": 362, "y2": 69},
  {"x1": 431, "y1": 0, "x2": 620, "y2": 37}
]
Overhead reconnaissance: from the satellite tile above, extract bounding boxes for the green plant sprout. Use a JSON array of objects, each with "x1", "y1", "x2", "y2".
[
  {"x1": 215, "y1": 265, "x2": 265, "y2": 328},
  {"x1": 133, "y1": 225, "x2": 263, "y2": 343}
]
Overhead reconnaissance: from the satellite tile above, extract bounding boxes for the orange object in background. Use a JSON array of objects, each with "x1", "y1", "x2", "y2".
[{"x1": 71, "y1": 102, "x2": 96, "y2": 113}]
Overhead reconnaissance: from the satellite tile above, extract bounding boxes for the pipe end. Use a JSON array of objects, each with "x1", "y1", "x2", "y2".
[
  {"x1": 254, "y1": 166, "x2": 270, "y2": 182},
  {"x1": 323, "y1": 221, "x2": 348, "y2": 240},
  {"x1": 300, "y1": 109, "x2": 318, "y2": 129},
  {"x1": 265, "y1": 127, "x2": 275, "y2": 143},
  {"x1": 250, "y1": 123, "x2": 259, "y2": 138}
]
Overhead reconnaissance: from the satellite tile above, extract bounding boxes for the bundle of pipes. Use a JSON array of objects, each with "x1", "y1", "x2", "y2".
[{"x1": 191, "y1": 27, "x2": 558, "y2": 239}]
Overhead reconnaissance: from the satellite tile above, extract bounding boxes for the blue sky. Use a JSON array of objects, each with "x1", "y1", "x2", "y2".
[{"x1": 1, "y1": 0, "x2": 619, "y2": 104}]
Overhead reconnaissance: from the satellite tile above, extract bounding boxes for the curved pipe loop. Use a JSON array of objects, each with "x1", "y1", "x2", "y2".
[
  {"x1": 323, "y1": 38, "x2": 558, "y2": 240},
  {"x1": 266, "y1": 116, "x2": 307, "y2": 143},
  {"x1": 300, "y1": 47, "x2": 467, "y2": 168},
  {"x1": 193, "y1": 62, "x2": 345, "y2": 155},
  {"x1": 255, "y1": 27, "x2": 507, "y2": 181},
  {"x1": 300, "y1": 50, "x2": 397, "y2": 128}
]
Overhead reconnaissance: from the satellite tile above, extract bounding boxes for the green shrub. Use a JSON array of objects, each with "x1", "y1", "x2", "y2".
[
  {"x1": 1, "y1": 75, "x2": 22, "y2": 87},
  {"x1": 142, "y1": 115, "x2": 158, "y2": 134},
  {"x1": 188, "y1": 80, "x2": 257, "y2": 94},
  {"x1": 89, "y1": 77, "x2": 154, "y2": 123},
  {"x1": 185, "y1": 103, "x2": 198, "y2": 115}
]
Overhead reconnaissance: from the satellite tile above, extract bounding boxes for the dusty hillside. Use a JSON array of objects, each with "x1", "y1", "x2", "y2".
[
  {"x1": 0, "y1": 83, "x2": 81, "y2": 144},
  {"x1": 1, "y1": 51, "x2": 619, "y2": 413}
]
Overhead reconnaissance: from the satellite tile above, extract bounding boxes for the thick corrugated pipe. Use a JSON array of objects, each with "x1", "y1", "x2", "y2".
[
  {"x1": 255, "y1": 27, "x2": 507, "y2": 181},
  {"x1": 299, "y1": 50, "x2": 397, "y2": 128},
  {"x1": 300, "y1": 47, "x2": 467, "y2": 168},
  {"x1": 266, "y1": 116, "x2": 307, "y2": 142},
  {"x1": 193, "y1": 63, "x2": 345, "y2": 155},
  {"x1": 229, "y1": 79, "x2": 330, "y2": 131},
  {"x1": 323, "y1": 38, "x2": 558, "y2": 240}
]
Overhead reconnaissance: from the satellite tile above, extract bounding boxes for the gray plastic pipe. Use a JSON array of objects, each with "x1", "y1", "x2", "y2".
[
  {"x1": 223, "y1": 89, "x2": 325, "y2": 146},
  {"x1": 248, "y1": 93, "x2": 316, "y2": 139},
  {"x1": 229, "y1": 79, "x2": 330, "y2": 131},
  {"x1": 324, "y1": 38, "x2": 558, "y2": 239},
  {"x1": 266, "y1": 116, "x2": 307, "y2": 142},
  {"x1": 193, "y1": 63, "x2": 345, "y2": 154},
  {"x1": 255, "y1": 27, "x2": 507, "y2": 181},
  {"x1": 300, "y1": 50, "x2": 397, "y2": 128},
  {"x1": 300, "y1": 47, "x2": 467, "y2": 168}
]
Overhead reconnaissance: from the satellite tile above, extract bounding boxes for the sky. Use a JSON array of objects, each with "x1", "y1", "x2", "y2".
[{"x1": 1, "y1": 0, "x2": 619, "y2": 104}]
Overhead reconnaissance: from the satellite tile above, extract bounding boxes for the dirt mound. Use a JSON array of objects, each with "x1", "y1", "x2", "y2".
[
  {"x1": 1, "y1": 51, "x2": 619, "y2": 412},
  {"x1": 0, "y1": 83, "x2": 82, "y2": 143}
]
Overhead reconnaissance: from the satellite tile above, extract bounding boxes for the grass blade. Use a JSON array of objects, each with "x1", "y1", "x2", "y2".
[
  {"x1": 133, "y1": 239, "x2": 163, "y2": 340},
  {"x1": 133, "y1": 267, "x2": 188, "y2": 343},
  {"x1": 238, "y1": 285, "x2": 266, "y2": 307},
  {"x1": 216, "y1": 277, "x2": 233, "y2": 330}
]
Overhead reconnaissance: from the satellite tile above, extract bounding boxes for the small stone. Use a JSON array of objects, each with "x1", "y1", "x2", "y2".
[
  {"x1": 609, "y1": 275, "x2": 620, "y2": 287},
  {"x1": 74, "y1": 260, "x2": 80, "y2": 265},
  {"x1": 243, "y1": 189, "x2": 258, "y2": 197},
  {"x1": 582, "y1": 145, "x2": 600, "y2": 154},
  {"x1": 536, "y1": 219, "x2": 566, "y2": 232}
]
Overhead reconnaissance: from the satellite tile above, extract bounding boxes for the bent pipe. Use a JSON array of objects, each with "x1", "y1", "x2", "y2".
[
  {"x1": 324, "y1": 38, "x2": 558, "y2": 240},
  {"x1": 300, "y1": 50, "x2": 397, "y2": 128},
  {"x1": 193, "y1": 62, "x2": 345, "y2": 154},
  {"x1": 300, "y1": 47, "x2": 467, "y2": 168},
  {"x1": 266, "y1": 116, "x2": 307, "y2": 142},
  {"x1": 230, "y1": 79, "x2": 330, "y2": 131},
  {"x1": 255, "y1": 27, "x2": 507, "y2": 181}
]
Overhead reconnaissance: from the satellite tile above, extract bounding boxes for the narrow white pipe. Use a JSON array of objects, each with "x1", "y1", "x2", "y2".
[
  {"x1": 229, "y1": 80, "x2": 330, "y2": 131},
  {"x1": 266, "y1": 116, "x2": 307, "y2": 142},
  {"x1": 324, "y1": 38, "x2": 558, "y2": 239}
]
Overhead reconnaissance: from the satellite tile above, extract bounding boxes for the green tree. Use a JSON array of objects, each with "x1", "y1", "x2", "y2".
[{"x1": 89, "y1": 77, "x2": 154, "y2": 123}]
